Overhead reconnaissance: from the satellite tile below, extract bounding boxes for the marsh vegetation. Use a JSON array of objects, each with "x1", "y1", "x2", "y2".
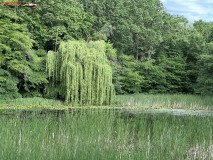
[
  {"x1": 117, "y1": 94, "x2": 213, "y2": 110},
  {"x1": 1, "y1": 94, "x2": 212, "y2": 111},
  {"x1": 0, "y1": 109, "x2": 212, "y2": 160}
]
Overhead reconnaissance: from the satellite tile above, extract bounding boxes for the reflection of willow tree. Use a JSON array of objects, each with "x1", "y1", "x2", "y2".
[{"x1": 46, "y1": 40, "x2": 115, "y2": 105}]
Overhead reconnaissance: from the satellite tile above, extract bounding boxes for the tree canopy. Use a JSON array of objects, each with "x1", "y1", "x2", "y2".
[{"x1": 1, "y1": 0, "x2": 213, "y2": 103}]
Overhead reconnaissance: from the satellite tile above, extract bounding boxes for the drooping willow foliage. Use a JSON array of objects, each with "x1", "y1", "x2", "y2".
[{"x1": 46, "y1": 40, "x2": 115, "y2": 105}]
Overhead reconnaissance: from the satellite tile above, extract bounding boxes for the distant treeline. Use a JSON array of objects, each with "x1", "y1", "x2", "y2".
[{"x1": 0, "y1": 0, "x2": 213, "y2": 100}]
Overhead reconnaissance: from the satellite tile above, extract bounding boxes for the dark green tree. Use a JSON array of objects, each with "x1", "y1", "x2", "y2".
[{"x1": 0, "y1": 6, "x2": 48, "y2": 98}]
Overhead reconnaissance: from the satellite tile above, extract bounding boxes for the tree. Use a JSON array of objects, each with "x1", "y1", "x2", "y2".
[
  {"x1": 0, "y1": 69, "x2": 21, "y2": 99},
  {"x1": 0, "y1": 6, "x2": 48, "y2": 98},
  {"x1": 0, "y1": 6, "x2": 33, "y2": 98},
  {"x1": 46, "y1": 40, "x2": 115, "y2": 105},
  {"x1": 195, "y1": 42, "x2": 213, "y2": 95},
  {"x1": 117, "y1": 54, "x2": 144, "y2": 94},
  {"x1": 193, "y1": 20, "x2": 213, "y2": 42},
  {"x1": 17, "y1": 0, "x2": 94, "y2": 50}
]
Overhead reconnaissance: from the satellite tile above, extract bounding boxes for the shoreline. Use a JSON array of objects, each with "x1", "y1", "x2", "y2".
[{"x1": 0, "y1": 104, "x2": 213, "y2": 112}]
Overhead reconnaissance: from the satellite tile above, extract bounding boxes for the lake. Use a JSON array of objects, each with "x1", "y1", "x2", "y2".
[{"x1": 0, "y1": 109, "x2": 212, "y2": 159}]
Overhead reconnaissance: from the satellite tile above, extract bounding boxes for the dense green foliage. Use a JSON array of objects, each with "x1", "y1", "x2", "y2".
[
  {"x1": 0, "y1": 6, "x2": 48, "y2": 99},
  {"x1": 46, "y1": 40, "x2": 115, "y2": 105},
  {"x1": 0, "y1": 109, "x2": 213, "y2": 159},
  {"x1": 1, "y1": 0, "x2": 213, "y2": 103}
]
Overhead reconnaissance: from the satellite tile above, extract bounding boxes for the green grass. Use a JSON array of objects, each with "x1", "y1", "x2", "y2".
[
  {"x1": 117, "y1": 94, "x2": 213, "y2": 110},
  {"x1": 0, "y1": 109, "x2": 212, "y2": 159},
  {"x1": 0, "y1": 97, "x2": 120, "y2": 110},
  {"x1": 0, "y1": 97, "x2": 63, "y2": 107},
  {"x1": 0, "y1": 97, "x2": 72, "y2": 110},
  {"x1": 0, "y1": 94, "x2": 213, "y2": 111}
]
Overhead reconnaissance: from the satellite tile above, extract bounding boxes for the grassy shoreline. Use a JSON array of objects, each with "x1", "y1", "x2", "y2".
[
  {"x1": 117, "y1": 94, "x2": 213, "y2": 111},
  {"x1": 0, "y1": 94, "x2": 213, "y2": 111}
]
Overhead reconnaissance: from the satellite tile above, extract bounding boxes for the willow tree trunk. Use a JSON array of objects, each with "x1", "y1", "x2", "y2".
[{"x1": 46, "y1": 40, "x2": 115, "y2": 105}]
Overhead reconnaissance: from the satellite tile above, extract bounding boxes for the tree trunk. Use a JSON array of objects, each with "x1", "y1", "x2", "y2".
[{"x1": 135, "y1": 33, "x2": 139, "y2": 61}]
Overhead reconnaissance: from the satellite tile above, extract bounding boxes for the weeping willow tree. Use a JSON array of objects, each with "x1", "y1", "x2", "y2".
[{"x1": 46, "y1": 40, "x2": 115, "y2": 105}]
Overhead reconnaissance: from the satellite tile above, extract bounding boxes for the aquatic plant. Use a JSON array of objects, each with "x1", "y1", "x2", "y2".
[
  {"x1": 117, "y1": 94, "x2": 213, "y2": 110},
  {"x1": 0, "y1": 109, "x2": 212, "y2": 159}
]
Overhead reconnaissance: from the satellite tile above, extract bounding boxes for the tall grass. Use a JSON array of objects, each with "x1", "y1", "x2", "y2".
[
  {"x1": 0, "y1": 97, "x2": 64, "y2": 109},
  {"x1": 0, "y1": 97, "x2": 63, "y2": 106},
  {"x1": 1, "y1": 94, "x2": 213, "y2": 110},
  {"x1": 0, "y1": 109, "x2": 212, "y2": 159},
  {"x1": 117, "y1": 94, "x2": 213, "y2": 110}
]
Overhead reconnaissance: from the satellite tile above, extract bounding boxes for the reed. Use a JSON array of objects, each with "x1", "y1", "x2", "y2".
[
  {"x1": 117, "y1": 94, "x2": 213, "y2": 110},
  {"x1": 0, "y1": 109, "x2": 212, "y2": 159}
]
